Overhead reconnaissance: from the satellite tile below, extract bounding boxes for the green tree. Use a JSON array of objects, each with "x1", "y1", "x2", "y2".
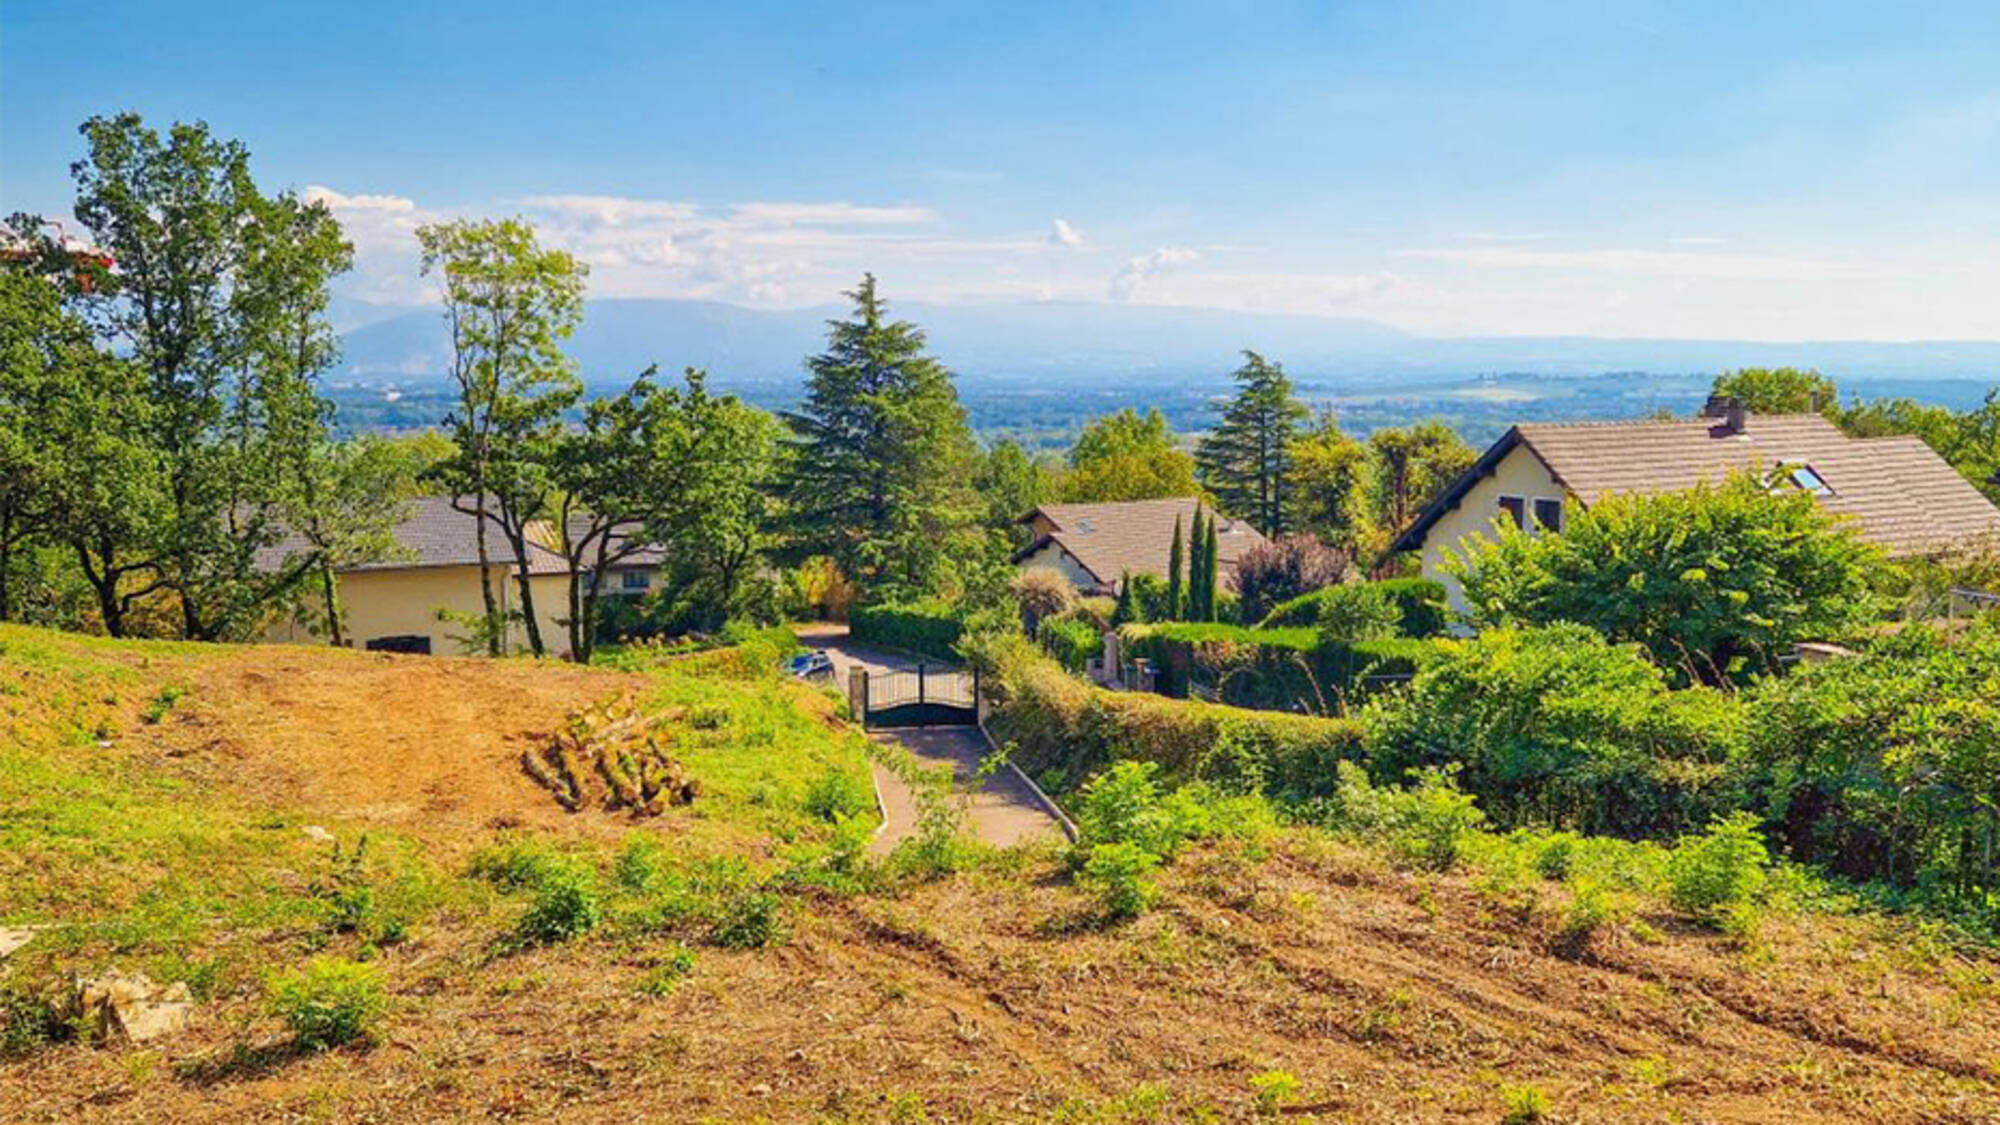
[
  {"x1": 418, "y1": 218, "x2": 586, "y2": 656},
  {"x1": 1198, "y1": 510, "x2": 1220, "y2": 621},
  {"x1": 1448, "y1": 473, "x2": 1885, "y2": 685},
  {"x1": 1165, "y1": 514, "x2": 1185, "y2": 621},
  {"x1": 1711, "y1": 367, "x2": 1838, "y2": 415},
  {"x1": 274, "y1": 434, "x2": 442, "y2": 646},
  {"x1": 70, "y1": 113, "x2": 352, "y2": 639},
  {"x1": 972, "y1": 439, "x2": 1049, "y2": 547},
  {"x1": 1366, "y1": 421, "x2": 1475, "y2": 558},
  {"x1": 1055, "y1": 407, "x2": 1198, "y2": 503},
  {"x1": 1288, "y1": 412, "x2": 1374, "y2": 552},
  {"x1": 783, "y1": 275, "x2": 976, "y2": 596},
  {"x1": 1195, "y1": 351, "x2": 1309, "y2": 536}
]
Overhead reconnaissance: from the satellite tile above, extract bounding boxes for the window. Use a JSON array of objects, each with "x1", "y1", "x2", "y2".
[
  {"x1": 620, "y1": 569, "x2": 650, "y2": 591},
  {"x1": 1532, "y1": 497, "x2": 1564, "y2": 533},
  {"x1": 1497, "y1": 495, "x2": 1526, "y2": 530},
  {"x1": 1788, "y1": 465, "x2": 1831, "y2": 496}
]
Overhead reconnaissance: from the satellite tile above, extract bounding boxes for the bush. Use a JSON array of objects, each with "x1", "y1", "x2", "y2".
[
  {"x1": 709, "y1": 890, "x2": 787, "y2": 949},
  {"x1": 803, "y1": 763, "x2": 874, "y2": 823},
  {"x1": 1745, "y1": 619, "x2": 2000, "y2": 895},
  {"x1": 1362, "y1": 624, "x2": 1745, "y2": 837},
  {"x1": 1011, "y1": 568, "x2": 1076, "y2": 625},
  {"x1": 1315, "y1": 583, "x2": 1400, "y2": 643},
  {"x1": 1450, "y1": 473, "x2": 1885, "y2": 685},
  {"x1": 1037, "y1": 615, "x2": 1104, "y2": 673},
  {"x1": 515, "y1": 861, "x2": 603, "y2": 944},
  {"x1": 985, "y1": 647, "x2": 1366, "y2": 801},
  {"x1": 1667, "y1": 813, "x2": 1769, "y2": 926},
  {"x1": 1259, "y1": 577, "x2": 1446, "y2": 637},
  {"x1": 849, "y1": 600, "x2": 964, "y2": 662},
  {"x1": 268, "y1": 958, "x2": 387, "y2": 1050},
  {"x1": 1080, "y1": 841, "x2": 1161, "y2": 920},
  {"x1": 1305, "y1": 762, "x2": 1484, "y2": 871},
  {"x1": 1233, "y1": 534, "x2": 1353, "y2": 624}
]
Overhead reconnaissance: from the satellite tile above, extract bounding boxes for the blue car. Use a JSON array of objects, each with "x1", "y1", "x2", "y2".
[{"x1": 789, "y1": 650, "x2": 835, "y2": 680}]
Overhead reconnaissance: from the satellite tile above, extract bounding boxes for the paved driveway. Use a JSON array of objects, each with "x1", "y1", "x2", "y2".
[{"x1": 795, "y1": 624, "x2": 1068, "y2": 852}]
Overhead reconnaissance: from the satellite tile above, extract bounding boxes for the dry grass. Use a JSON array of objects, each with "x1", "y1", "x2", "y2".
[{"x1": 4, "y1": 625, "x2": 2000, "y2": 1123}]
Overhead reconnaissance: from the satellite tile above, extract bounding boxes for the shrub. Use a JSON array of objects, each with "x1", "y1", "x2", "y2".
[
  {"x1": 1500, "y1": 1082, "x2": 1550, "y2": 1125},
  {"x1": 470, "y1": 836, "x2": 566, "y2": 891},
  {"x1": 1449, "y1": 472, "x2": 1885, "y2": 685},
  {"x1": 986, "y1": 648, "x2": 1366, "y2": 801},
  {"x1": 1305, "y1": 762, "x2": 1483, "y2": 872},
  {"x1": 709, "y1": 890, "x2": 786, "y2": 949},
  {"x1": 1745, "y1": 618, "x2": 2000, "y2": 895},
  {"x1": 1249, "y1": 1069, "x2": 1301, "y2": 1115},
  {"x1": 1314, "y1": 583, "x2": 1399, "y2": 643},
  {"x1": 1080, "y1": 841, "x2": 1161, "y2": 920},
  {"x1": 1011, "y1": 568, "x2": 1076, "y2": 625},
  {"x1": 1233, "y1": 534, "x2": 1353, "y2": 624},
  {"x1": 638, "y1": 945, "x2": 697, "y2": 997},
  {"x1": 268, "y1": 958, "x2": 387, "y2": 1050},
  {"x1": 1371, "y1": 577, "x2": 1448, "y2": 638},
  {"x1": 1667, "y1": 813, "x2": 1769, "y2": 926},
  {"x1": 804, "y1": 763, "x2": 874, "y2": 823},
  {"x1": 849, "y1": 600, "x2": 964, "y2": 662},
  {"x1": 515, "y1": 861, "x2": 603, "y2": 944},
  {"x1": 1037, "y1": 615, "x2": 1104, "y2": 673},
  {"x1": 1362, "y1": 624, "x2": 1745, "y2": 837}
]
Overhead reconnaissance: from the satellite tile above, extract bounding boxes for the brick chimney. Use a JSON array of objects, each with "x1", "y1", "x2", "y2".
[{"x1": 1704, "y1": 394, "x2": 1748, "y2": 434}]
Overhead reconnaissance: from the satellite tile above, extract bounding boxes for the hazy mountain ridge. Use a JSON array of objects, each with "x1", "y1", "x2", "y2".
[{"x1": 332, "y1": 297, "x2": 2000, "y2": 387}]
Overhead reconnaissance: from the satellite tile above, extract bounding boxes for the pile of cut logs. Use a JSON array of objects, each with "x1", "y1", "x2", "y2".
[{"x1": 522, "y1": 698, "x2": 699, "y2": 816}]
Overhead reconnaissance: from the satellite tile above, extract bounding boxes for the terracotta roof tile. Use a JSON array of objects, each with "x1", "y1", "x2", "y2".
[{"x1": 1021, "y1": 497, "x2": 1268, "y2": 589}]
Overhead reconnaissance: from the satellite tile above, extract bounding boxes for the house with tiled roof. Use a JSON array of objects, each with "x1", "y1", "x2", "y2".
[
  {"x1": 259, "y1": 497, "x2": 664, "y2": 656},
  {"x1": 1392, "y1": 397, "x2": 2000, "y2": 616},
  {"x1": 1012, "y1": 497, "x2": 1268, "y2": 597}
]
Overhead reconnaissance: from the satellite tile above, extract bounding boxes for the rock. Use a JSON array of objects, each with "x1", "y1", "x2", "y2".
[
  {"x1": 301, "y1": 825, "x2": 336, "y2": 845},
  {"x1": 66, "y1": 971, "x2": 197, "y2": 1044},
  {"x1": 0, "y1": 927, "x2": 41, "y2": 960}
]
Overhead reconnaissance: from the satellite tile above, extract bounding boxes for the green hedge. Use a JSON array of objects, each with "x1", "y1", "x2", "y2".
[
  {"x1": 985, "y1": 649, "x2": 1367, "y2": 800},
  {"x1": 1037, "y1": 616, "x2": 1104, "y2": 673},
  {"x1": 1120, "y1": 622, "x2": 1444, "y2": 709},
  {"x1": 1259, "y1": 578, "x2": 1449, "y2": 636},
  {"x1": 848, "y1": 600, "x2": 963, "y2": 662}
]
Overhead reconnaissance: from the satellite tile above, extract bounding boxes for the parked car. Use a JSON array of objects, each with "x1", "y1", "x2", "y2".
[{"x1": 789, "y1": 650, "x2": 835, "y2": 680}]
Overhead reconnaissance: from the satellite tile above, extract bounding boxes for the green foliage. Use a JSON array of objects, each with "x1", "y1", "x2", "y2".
[
  {"x1": 515, "y1": 859, "x2": 603, "y2": 944},
  {"x1": 1249, "y1": 1069, "x2": 1301, "y2": 1115},
  {"x1": 1166, "y1": 515, "x2": 1186, "y2": 622},
  {"x1": 1079, "y1": 841, "x2": 1160, "y2": 920},
  {"x1": 1306, "y1": 762, "x2": 1485, "y2": 871},
  {"x1": 1666, "y1": 814, "x2": 1770, "y2": 926},
  {"x1": 1711, "y1": 367, "x2": 1838, "y2": 415},
  {"x1": 1195, "y1": 351, "x2": 1310, "y2": 536},
  {"x1": 1054, "y1": 408, "x2": 1199, "y2": 503},
  {"x1": 1363, "y1": 625, "x2": 1745, "y2": 837},
  {"x1": 1287, "y1": 412, "x2": 1374, "y2": 554},
  {"x1": 1745, "y1": 620, "x2": 2000, "y2": 895},
  {"x1": 638, "y1": 945, "x2": 697, "y2": 997},
  {"x1": 1450, "y1": 473, "x2": 1886, "y2": 685},
  {"x1": 708, "y1": 890, "x2": 787, "y2": 949},
  {"x1": 849, "y1": 600, "x2": 965, "y2": 663},
  {"x1": 784, "y1": 275, "x2": 979, "y2": 595},
  {"x1": 803, "y1": 762, "x2": 875, "y2": 823},
  {"x1": 1038, "y1": 615, "x2": 1105, "y2": 673},
  {"x1": 1365, "y1": 421, "x2": 1476, "y2": 557},
  {"x1": 1262, "y1": 578, "x2": 1446, "y2": 637},
  {"x1": 1314, "y1": 583, "x2": 1400, "y2": 643},
  {"x1": 1499, "y1": 1082, "x2": 1551, "y2": 1125},
  {"x1": 267, "y1": 957, "x2": 387, "y2": 1050}
]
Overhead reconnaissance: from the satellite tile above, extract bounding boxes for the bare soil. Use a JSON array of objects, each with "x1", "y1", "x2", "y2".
[{"x1": 8, "y1": 642, "x2": 2000, "y2": 1123}]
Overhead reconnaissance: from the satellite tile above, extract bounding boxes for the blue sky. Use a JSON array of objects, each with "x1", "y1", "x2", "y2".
[{"x1": 7, "y1": 0, "x2": 2000, "y2": 339}]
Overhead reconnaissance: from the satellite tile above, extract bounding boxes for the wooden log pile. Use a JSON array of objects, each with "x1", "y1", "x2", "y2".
[{"x1": 522, "y1": 698, "x2": 700, "y2": 816}]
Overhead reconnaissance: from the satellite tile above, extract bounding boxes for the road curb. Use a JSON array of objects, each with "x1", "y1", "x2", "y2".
[{"x1": 976, "y1": 718, "x2": 1078, "y2": 842}]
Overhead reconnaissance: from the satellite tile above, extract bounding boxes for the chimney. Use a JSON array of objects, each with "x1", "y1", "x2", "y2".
[{"x1": 1704, "y1": 394, "x2": 1748, "y2": 434}]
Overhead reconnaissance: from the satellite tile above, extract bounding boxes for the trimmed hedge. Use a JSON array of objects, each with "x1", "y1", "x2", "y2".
[
  {"x1": 1259, "y1": 577, "x2": 1449, "y2": 637},
  {"x1": 1121, "y1": 622, "x2": 1444, "y2": 709},
  {"x1": 985, "y1": 649, "x2": 1367, "y2": 800},
  {"x1": 848, "y1": 600, "x2": 963, "y2": 662}
]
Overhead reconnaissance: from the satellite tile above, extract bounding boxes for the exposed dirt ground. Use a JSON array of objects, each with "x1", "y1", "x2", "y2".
[
  {"x1": 148, "y1": 646, "x2": 637, "y2": 847},
  {"x1": 9, "y1": 640, "x2": 2000, "y2": 1123}
]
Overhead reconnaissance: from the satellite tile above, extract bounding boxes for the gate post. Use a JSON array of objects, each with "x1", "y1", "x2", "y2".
[
  {"x1": 851, "y1": 668, "x2": 869, "y2": 729},
  {"x1": 917, "y1": 663, "x2": 926, "y2": 705}
]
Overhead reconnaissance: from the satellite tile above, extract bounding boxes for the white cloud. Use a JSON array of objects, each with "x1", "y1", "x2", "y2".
[
  {"x1": 1454, "y1": 231, "x2": 1555, "y2": 243},
  {"x1": 1048, "y1": 218, "x2": 1084, "y2": 248},
  {"x1": 304, "y1": 186, "x2": 416, "y2": 213},
  {"x1": 1670, "y1": 235, "x2": 1730, "y2": 246},
  {"x1": 728, "y1": 202, "x2": 935, "y2": 226},
  {"x1": 1394, "y1": 245, "x2": 1859, "y2": 281},
  {"x1": 1110, "y1": 246, "x2": 1198, "y2": 299}
]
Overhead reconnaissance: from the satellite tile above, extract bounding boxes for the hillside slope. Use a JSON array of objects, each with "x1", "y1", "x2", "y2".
[{"x1": 3, "y1": 626, "x2": 1998, "y2": 1123}]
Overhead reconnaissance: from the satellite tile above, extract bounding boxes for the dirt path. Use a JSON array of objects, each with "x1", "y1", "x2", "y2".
[{"x1": 794, "y1": 625, "x2": 1068, "y2": 852}]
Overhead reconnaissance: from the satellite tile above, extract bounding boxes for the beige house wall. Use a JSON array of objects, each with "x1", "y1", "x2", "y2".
[
  {"x1": 264, "y1": 565, "x2": 576, "y2": 658},
  {"x1": 1418, "y1": 444, "x2": 1566, "y2": 618},
  {"x1": 1016, "y1": 540, "x2": 1107, "y2": 595}
]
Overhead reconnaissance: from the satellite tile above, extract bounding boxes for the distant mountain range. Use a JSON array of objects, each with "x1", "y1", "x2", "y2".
[{"x1": 331, "y1": 297, "x2": 2000, "y2": 387}]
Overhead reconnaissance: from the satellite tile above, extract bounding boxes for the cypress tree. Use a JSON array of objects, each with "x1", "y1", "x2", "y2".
[
  {"x1": 1166, "y1": 515, "x2": 1185, "y2": 621},
  {"x1": 1188, "y1": 509, "x2": 1209, "y2": 621},
  {"x1": 1112, "y1": 570, "x2": 1137, "y2": 626},
  {"x1": 1200, "y1": 512, "x2": 1220, "y2": 621}
]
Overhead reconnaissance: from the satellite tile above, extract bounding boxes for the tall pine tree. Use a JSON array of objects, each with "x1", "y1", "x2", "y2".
[
  {"x1": 1187, "y1": 509, "x2": 1211, "y2": 621},
  {"x1": 784, "y1": 275, "x2": 976, "y2": 595},
  {"x1": 1195, "y1": 350, "x2": 1309, "y2": 537},
  {"x1": 1166, "y1": 514, "x2": 1185, "y2": 621},
  {"x1": 1199, "y1": 510, "x2": 1220, "y2": 621}
]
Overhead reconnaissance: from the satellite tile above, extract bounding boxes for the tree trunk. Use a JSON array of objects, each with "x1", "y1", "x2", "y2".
[
  {"x1": 472, "y1": 483, "x2": 501, "y2": 656},
  {"x1": 0, "y1": 508, "x2": 13, "y2": 623},
  {"x1": 320, "y1": 559, "x2": 345, "y2": 647},
  {"x1": 77, "y1": 540, "x2": 125, "y2": 638},
  {"x1": 506, "y1": 522, "x2": 546, "y2": 657}
]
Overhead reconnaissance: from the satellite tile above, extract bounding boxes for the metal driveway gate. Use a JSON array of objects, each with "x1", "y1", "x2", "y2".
[{"x1": 856, "y1": 665, "x2": 979, "y2": 729}]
